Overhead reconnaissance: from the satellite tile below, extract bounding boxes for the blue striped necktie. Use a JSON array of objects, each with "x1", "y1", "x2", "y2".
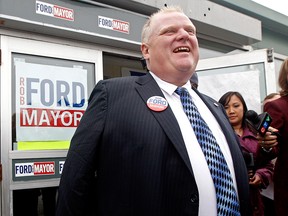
[{"x1": 175, "y1": 87, "x2": 240, "y2": 216}]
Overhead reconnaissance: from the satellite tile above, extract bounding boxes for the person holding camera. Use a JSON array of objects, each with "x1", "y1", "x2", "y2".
[{"x1": 219, "y1": 91, "x2": 275, "y2": 216}]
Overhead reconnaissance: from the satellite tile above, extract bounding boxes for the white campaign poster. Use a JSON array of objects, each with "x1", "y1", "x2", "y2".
[
  {"x1": 198, "y1": 70, "x2": 261, "y2": 114},
  {"x1": 15, "y1": 61, "x2": 88, "y2": 142}
]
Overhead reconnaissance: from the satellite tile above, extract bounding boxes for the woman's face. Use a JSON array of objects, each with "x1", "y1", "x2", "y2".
[{"x1": 224, "y1": 95, "x2": 244, "y2": 127}]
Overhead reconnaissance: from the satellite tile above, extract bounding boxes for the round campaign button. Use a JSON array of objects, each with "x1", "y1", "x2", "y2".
[{"x1": 147, "y1": 96, "x2": 168, "y2": 112}]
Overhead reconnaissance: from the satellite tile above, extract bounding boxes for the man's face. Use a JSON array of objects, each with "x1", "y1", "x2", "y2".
[{"x1": 141, "y1": 11, "x2": 199, "y2": 86}]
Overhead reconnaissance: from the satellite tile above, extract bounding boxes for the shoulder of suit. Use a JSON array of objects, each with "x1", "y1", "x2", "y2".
[
  {"x1": 198, "y1": 92, "x2": 221, "y2": 107},
  {"x1": 101, "y1": 75, "x2": 138, "y2": 84}
]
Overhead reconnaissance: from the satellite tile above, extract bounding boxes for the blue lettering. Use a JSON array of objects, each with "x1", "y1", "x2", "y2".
[
  {"x1": 72, "y1": 82, "x2": 85, "y2": 108},
  {"x1": 41, "y1": 79, "x2": 54, "y2": 106},
  {"x1": 26, "y1": 78, "x2": 39, "y2": 106},
  {"x1": 57, "y1": 81, "x2": 70, "y2": 107},
  {"x1": 37, "y1": 3, "x2": 53, "y2": 14},
  {"x1": 15, "y1": 165, "x2": 33, "y2": 174},
  {"x1": 151, "y1": 98, "x2": 167, "y2": 105},
  {"x1": 59, "y1": 163, "x2": 64, "y2": 174},
  {"x1": 99, "y1": 17, "x2": 112, "y2": 27},
  {"x1": 26, "y1": 78, "x2": 86, "y2": 108},
  {"x1": 98, "y1": 17, "x2": 103, "y2": 26},
  {"x1": 15, "y1": 165, "x2": 19, "y2": 174}
]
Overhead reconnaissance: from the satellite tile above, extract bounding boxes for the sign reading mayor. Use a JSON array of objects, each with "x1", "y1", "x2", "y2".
[{"x1": 15, "y1": 61, "x2": 88, "y2": 142}]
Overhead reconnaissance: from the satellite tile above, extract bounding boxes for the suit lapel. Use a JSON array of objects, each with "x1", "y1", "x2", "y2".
[
  {"x1": 134, "y1": 74, "x2": 243, "y2": 181},
  {"x1": 135, "y1": 73, "x2": 193, "y2": 175}
]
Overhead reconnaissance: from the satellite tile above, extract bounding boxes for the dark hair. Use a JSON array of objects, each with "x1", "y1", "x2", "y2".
[
  {"x1": 218, "y1": 91, "x2": 248, "y2": 128},
  {"x1": 278, "y1": 59, "x2": 288, "y2": 96}
]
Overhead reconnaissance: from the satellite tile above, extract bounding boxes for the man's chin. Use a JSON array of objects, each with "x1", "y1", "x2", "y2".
[{"x1": 176, "y1": 63, "x2": 196, "y2": 73}]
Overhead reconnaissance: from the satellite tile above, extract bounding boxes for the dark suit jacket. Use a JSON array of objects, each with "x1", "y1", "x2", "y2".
[
  {"x1": 56, "y1": 73, "x2": 249, "y2": 216},
  {"x1": 264, "y1": 95, "x2": 288, "y2": 216}
]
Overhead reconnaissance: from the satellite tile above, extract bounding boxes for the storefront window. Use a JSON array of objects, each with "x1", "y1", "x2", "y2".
[{"x1": 12, "y1": 53, "x2": 95, "y2": 151}]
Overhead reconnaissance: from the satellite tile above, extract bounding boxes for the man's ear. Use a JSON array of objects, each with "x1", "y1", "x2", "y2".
[{"x1": 141, "y1": 43, "x2": 149, "y2": 59}]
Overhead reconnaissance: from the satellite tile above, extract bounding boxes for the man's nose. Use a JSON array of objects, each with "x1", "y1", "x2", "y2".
[{"x1": 177, "y1": 29, "x2": 189, "y2": 40}]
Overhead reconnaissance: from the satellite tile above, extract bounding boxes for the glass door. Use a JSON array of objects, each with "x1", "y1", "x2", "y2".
[
  {"x1": 196, "y1": 48, "x2": 277, "y2": 113},
  {"x1": 0, "y1": 35, "x2": 102, "y2": 216}
]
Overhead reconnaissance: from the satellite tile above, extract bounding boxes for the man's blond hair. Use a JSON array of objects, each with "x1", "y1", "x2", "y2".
[{"x1": 141, "y1": 6, "x2": 184, "y2": 44}]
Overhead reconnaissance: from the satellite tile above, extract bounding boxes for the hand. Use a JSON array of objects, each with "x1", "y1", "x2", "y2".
[
  {"x1": 247, "y1": 169, "x2": 254, "y2": 178},
  {"x1": 249, "y1": 173, "x2": 262, "y2": 187},
  {"x1": 257, "y1": 126, "x2": 278, "y2": 149}
]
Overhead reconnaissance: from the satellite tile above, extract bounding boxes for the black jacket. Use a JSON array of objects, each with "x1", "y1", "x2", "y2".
[{"x1": 56, "y1": 73, "x2": 249, "y2": 216}]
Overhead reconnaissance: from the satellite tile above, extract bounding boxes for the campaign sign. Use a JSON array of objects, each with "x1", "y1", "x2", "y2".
[
  {"x1": 59, "y1": 161, "x2": 65, "y2": 174},
  {"x1": 36, "y1": 0, "x2": 74, "y2": 21},
  {"x1": 15, "y1": 161, "x2": 55, "y2": 177},
  {"x1": 98, "y1": 15, "x2": 130, "y2": 34},
  {"x1": 15, "y1": 61, "x2": 88, "y2": 142},
  {"x1": 13, "y1": 158, "x2": 67, "y2": 181}
]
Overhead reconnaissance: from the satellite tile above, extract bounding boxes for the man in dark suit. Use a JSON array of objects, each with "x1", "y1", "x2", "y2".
[{"x1": 56, "y1": 6, "x2": 249, "y2": 216}]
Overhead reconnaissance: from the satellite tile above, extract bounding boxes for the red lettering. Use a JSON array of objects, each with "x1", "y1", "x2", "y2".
[
  {"x1": 20, "y1": 77, "x2": 25, "y2": 86},
  {"x1": 34, "y1": 162, "x2": 55, "y2": 175},
  {"x1": 20, "y1": 108, "x2": 84, "y2": 127},
  {"x1": 20, "y1": 77, "x2": 25, "y2": 105},
  {"x1": 20, "y1": 97, "x2": 25, "y2": 105}
]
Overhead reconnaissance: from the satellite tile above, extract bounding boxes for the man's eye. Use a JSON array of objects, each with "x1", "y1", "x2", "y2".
[
  {"x1": 187, "y1": 30, "x2": 195, "y2": 35},
  {"x1": 165, "y1": 29, "x2": 175, "y2": 34}
]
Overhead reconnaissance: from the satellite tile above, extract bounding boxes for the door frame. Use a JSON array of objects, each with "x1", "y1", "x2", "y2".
[{"x1": 0, "y1": 35, "x2": 103, "y2": 215}]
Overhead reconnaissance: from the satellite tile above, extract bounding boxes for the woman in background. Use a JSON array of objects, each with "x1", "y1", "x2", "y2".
[
  {"x1": 264, "y1": 58, "x2": 288, "y2": 216},
  {"x1": 219, "y1": 91, "x2": 274, "y2": 216}
]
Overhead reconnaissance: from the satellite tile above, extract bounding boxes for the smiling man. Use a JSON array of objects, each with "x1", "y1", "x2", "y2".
[
  {"x1": 141, "y1": 7, "x2": 199, "y2": 86},
  {"x1": 56, "y1": 6, "x2": 249, "y2": 216}
]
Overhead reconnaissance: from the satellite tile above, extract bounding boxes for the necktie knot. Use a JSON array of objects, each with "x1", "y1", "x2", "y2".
[{"x1": 175, "y1": 87, "x2": 186, "y2": 96}]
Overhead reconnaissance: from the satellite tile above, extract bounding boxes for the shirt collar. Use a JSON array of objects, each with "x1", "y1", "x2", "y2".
[{"x1": 149, "y1": 71, "x2": 192, "y2": 96}]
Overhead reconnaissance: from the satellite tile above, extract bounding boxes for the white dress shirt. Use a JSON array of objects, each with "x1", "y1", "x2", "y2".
[{"x1": 150, "y1": 72, "x2": 238, "y2": 216}]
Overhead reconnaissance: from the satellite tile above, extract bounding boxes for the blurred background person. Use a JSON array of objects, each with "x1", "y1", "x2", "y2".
[
  {"x1": 261, "y1": 92, "x2": 280, "y2": 216},
  {"x1": 263, "y1": 93, "x2": 280, "y2": 107},
  {"x1": 264, "y1": 59, "x2": 288, "y2": 216},
  {"x1": 219, "y1": 91, "x2": 274, "y2": 216},
  {"x1": 190, "y1": 72, "x2": 198, "y2": 89}
]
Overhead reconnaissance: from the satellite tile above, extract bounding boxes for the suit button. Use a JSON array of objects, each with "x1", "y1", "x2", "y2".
[{"x1": 190, "y1": 194, "x2": 198, "y2": 203}]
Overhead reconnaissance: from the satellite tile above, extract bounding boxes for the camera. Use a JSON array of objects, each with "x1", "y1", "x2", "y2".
[
  {"x1": 242, "y1": 152, "x2": 254, "y2": 170},
  {"x1": 243, "y1": 151, "x2": 255, "y2": 179}
]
